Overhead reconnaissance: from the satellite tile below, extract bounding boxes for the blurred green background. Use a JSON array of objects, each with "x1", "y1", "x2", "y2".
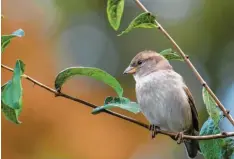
[{"x1": 2, "y1": 0, "x2": 234, "y2": 158}]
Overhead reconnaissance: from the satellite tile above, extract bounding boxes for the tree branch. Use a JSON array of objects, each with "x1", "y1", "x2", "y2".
[
  {"x1": 133, "y1": 0, "x2": 234, "y2": 126},
  {"x1": 2, "y1": 64, "x2": 234, "y2": 140}
]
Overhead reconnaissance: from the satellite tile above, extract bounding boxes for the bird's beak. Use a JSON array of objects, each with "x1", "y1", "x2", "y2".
[{"x1": 123, "y1": 66, "x2": 136, "y2": 74}]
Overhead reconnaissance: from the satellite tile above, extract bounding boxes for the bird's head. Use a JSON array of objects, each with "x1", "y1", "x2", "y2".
[{"x1": 123, "y1": 50, "x2": 172, "y2": 79}]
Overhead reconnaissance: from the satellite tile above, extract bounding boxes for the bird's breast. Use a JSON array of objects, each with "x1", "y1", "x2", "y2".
[{"x1": 135, "y1": 70, "x2": 192, "y2": 132}]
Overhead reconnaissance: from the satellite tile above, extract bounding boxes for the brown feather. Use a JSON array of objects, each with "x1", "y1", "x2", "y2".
[
  {"x1": 183, "y1": 86, "x2": 199, "y2": 131},
  {"x1": 130, "y1": 50, "x2": 165, "y2": 67},
  {"x1": 183, "y1": 87, "x2": 200, "y2": 157}
]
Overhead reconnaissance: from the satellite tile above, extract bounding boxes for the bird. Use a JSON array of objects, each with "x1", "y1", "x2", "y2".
[{"x1": 123, "y1": 50, "x2": 200, "y2": 158}]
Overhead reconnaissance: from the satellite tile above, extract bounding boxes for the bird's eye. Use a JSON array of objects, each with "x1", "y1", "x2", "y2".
[{"x1": 137, "y1": 60, "x2": 143, "y2": 65}]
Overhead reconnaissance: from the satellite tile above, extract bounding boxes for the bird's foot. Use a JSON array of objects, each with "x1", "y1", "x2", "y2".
[
  {"x1": 149, "y1": 125, "x2": 160, "y2": 139},
  {"x1": 175, "y1": 131, "x2": 186, "y2": 144}
]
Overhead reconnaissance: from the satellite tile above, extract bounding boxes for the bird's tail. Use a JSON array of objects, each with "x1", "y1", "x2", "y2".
[{"x1": 184, "y1": 131, "x2": 200, "y2": 158}]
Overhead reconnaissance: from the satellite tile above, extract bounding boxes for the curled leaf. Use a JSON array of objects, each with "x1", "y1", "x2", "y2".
[
  {"x1": 202, "y1": 87, "x2": 221, "y2": 126},
  {"x1": 107, "y1": 0, "x2": 125, "y2": 30},
  {"x1": 1, "y1": 60, "x2": 25, "y2": 124},
  {"x1": 1, "y1": 29, "x2": 25, "y2": 53},
  {"x1": 55, "y1": 67, "x2": 123, "y2": 97},
  {"x1": 92, "y1": 96, "x2": 140, "y2": 114},
  {"x1": 118, "y1": 12, "x2": 157, "y2": 36},
  {"x1": 159, "y1": 48, "x2": 184, "y2": 61},
  {"x1": 2, "y1": 60, "x2": 25, "y2": 109}
]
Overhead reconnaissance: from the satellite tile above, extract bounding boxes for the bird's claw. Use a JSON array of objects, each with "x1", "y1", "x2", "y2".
[
  {"x1": 175, "y1": 131, "x2": 184, "y2": 144},
  {"x1": 149, "y1": 125, "x2": 160, "y2": 139}
]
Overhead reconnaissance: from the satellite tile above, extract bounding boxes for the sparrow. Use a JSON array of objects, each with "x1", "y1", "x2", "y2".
[{"x1": 123, "y1": 50, "x2": 200, "y2": 158}]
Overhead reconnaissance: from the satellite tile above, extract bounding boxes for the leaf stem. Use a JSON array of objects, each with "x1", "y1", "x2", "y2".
[
  {"x1": 2, "y1": 64, "x2": 234, "y2": 140},
  {"x1": 133, "y1": 0, "x2": 234, "y2": 126}
]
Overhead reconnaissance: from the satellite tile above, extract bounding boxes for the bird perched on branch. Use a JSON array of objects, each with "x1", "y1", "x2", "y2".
[{"x1": 123, "y1": 50, "x2": 200, "y2": 158}]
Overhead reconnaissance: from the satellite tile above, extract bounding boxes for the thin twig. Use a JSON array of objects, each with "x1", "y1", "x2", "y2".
[
  {"x1": 1, "y1": 64, "x2": 147, "y2": 128},
  {"x1": 133, "y1": 0, "x2": 234, "y2": 126},
  {"x1": 2, "y1": 64, "x2": 234, "y2": 140}
]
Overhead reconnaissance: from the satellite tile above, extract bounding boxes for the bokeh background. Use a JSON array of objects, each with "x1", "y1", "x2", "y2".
[{"x1": 2, "y1": 0, "x2": 234, "y2": 159}]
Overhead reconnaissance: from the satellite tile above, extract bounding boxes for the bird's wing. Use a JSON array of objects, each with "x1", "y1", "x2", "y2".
[{"x1": 183, "y1": 86, "x2": 199, "y2": 131}]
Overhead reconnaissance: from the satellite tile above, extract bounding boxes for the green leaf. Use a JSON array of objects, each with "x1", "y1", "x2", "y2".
[
  {"x1": 92, "y1": 96, "x2": 140, "y2": 114},
  {"x1": 1, "y1": 60, "x2": 25, "y2": 124},
  {"x1": 2, "y1": 82, "x2": 21, "y2": 123},
  {"x1": 202, "y1": 87, "x2": 221, "y2": 126},
  {"x1": 1, "y1": 96, "x2": 22, "y2": 124},
  {"x1": 222, "y1": 137, "x2": 234, "y2": 159},
  {"x1": 107, "y1": 0, "x2": 125, "y2": 31},
  {"x1": 2, "y1": 82, "x2": 21, "y2": 124},
  {"x1": 2, "y1": 60, "x2": 25, "y2": 109},
  {"x1": 199, "y1": 118, "x2": 223, "y2": 159},
  {"x1": 199, "y1": 118, "x2": 234, "y2": 159},
  {"x1": 118, "y1": 12, "x2": 157, "y2": 36},
  {"x1": 55, "y1": 67, "x2": 123, "y2": 97},
  {"x1": 159, "y1": 48, "x2": 184, "y2": 61},
  {"x1": 1, "y1": 29, "x2": 25, "y2": 53}
]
